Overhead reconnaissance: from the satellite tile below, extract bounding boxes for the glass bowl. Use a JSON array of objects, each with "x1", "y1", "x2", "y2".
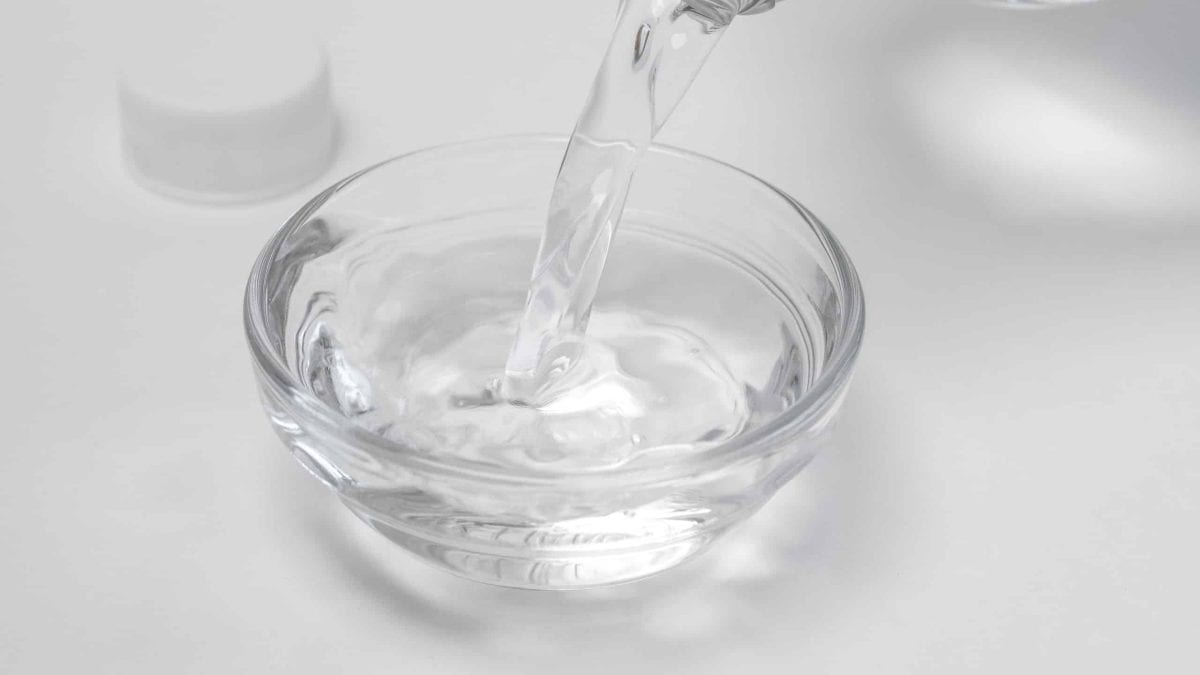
[{"x1": 244, "y1": 135, "x2": 864, "y2": 589}]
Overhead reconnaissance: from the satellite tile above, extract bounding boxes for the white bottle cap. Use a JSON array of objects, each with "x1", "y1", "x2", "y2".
[{"x1": 118, "y1": 10, "x2": 335, "y2": 203}]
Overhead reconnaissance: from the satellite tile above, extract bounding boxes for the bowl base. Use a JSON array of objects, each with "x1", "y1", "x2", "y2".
[{"x1": 345, "y1": 501, "x2": 722, "y2": 590}]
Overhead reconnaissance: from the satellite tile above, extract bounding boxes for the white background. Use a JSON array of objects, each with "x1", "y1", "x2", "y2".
[{"x1": 2, "y1": 0, "x2": 1197, "y2": 672}]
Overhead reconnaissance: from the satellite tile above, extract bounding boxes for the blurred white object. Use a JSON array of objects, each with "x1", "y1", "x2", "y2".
[
  {"x1": 891, "y1": 0, "x2": 1200, "y2": 229},
  {"x1": 903, "y1": 37, "x2": 1200, "y2": 226},
  {"x1": 118, "y1": 6, "x2": 334, "y2": 203},
  {"x1": 976, "y1": 0, "x2": 1100, "y2": 7}
]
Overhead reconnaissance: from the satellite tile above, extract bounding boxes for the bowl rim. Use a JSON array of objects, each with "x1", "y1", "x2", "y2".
[{"x1": 244, "y1": 134, "x2": 865, "y2": 486}]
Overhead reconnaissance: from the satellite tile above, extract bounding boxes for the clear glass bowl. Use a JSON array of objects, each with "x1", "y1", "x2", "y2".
[{"x1": 244, "y1": 136, "x2": 865, "y2": 589}]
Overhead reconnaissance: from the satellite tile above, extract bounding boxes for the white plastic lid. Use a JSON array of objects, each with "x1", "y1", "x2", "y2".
[{"x1": 118, "y1": 9, "x2": 335, "y2": 202}]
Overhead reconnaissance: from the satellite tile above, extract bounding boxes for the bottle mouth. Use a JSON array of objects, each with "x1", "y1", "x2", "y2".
[{"x1": 681, "y1": 0, "x2": 778, "y2": 28}]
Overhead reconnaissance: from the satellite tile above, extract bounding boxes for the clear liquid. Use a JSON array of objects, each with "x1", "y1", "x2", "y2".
[
  {"x1": 291, "y1": 1, "x2": 797, "y2": 473},
  {"x1": 503, "y1": 0, "x2": 728, "y2": 404},
  {"x1": 290, "y1": 219, "x2": 813, "y2": 473}
]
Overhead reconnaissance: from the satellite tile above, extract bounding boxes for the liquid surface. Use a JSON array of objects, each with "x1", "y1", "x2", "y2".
[
  {"x1": 503, "y1": 0, "x2": 727, "y2": 403},
  {"x1": 289, "y1": 221, "x2": 813, "y2": 472}
]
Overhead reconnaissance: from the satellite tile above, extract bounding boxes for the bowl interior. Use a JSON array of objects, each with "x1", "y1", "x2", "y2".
[{"x1": 247, "y1": 136, "x2": 864, "y2": 480}]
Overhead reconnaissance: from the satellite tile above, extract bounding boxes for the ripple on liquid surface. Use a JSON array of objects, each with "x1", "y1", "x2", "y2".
[{"x1": 286, "y1": 223, "x2": 814, "y2": 473}]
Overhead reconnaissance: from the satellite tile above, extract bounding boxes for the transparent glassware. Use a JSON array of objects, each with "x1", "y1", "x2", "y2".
[
  {"x1": 975, "y1": 0, "x2": 1101, "y2": 7},
  {"x1": 244, "y1": 136, "x2": 865, "y2": 589},
  {"x1": 683, "y1": 0, "x2": 780, "y2": 27},
  {"x1": 682, "y1": 0, "x2": 1101, "y2": 24}
]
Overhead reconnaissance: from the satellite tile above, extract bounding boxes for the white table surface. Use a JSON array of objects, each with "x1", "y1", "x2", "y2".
[{"x1": 3, "y1": 1, "x2": 1197, "y2": 672}]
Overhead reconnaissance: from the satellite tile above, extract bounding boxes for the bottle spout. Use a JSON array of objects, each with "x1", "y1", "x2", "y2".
[{"x1": 681, "y1": 0, "x2": 782, "y2": 28}]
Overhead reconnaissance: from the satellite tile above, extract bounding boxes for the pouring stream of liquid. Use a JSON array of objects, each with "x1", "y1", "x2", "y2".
[{"x1": 502, "y1": 0, "x2": 729, "y2": 404}]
